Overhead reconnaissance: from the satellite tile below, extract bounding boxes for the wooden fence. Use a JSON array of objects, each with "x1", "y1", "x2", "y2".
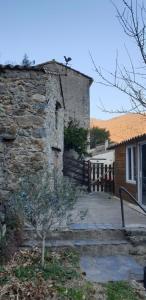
[
  {"x1": 88, "y1": 162, "x2": 114, "y2": 193},
  {"x1": 63, "y1": 157, "x2": 114, "y2": 194}
]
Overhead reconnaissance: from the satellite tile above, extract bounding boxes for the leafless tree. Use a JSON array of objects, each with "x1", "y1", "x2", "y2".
[{"x1": 91, "y1": 0, "x2": 146, "y2": 114}]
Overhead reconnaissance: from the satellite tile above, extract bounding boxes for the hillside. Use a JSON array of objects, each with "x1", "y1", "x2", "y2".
[{"x1": 90, "y1": 114, "x2": 146, "y2": 143}]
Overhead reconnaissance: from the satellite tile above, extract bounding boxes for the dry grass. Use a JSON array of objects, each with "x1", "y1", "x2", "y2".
[{"x1": 0, "y1": 248, "x2": 106, "y2": 300}]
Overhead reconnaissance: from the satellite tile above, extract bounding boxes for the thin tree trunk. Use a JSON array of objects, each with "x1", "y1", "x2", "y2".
[{"x1": 41, "y1": 235, "x2": 45, "y2": 267}]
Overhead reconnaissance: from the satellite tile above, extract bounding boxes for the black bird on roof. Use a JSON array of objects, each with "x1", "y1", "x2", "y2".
[{"x1": 64, "y1": 56, "x2": 72, "y2": 66}]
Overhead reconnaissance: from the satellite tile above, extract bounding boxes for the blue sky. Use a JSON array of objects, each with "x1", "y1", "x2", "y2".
[{"x1": 0, "y1": 0, "x2": 141, "y2": 119}]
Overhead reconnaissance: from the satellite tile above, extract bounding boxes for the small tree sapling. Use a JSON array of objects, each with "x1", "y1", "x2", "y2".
[{"x1": 15, "y1": 170, "x2": 80, "y2": 267}]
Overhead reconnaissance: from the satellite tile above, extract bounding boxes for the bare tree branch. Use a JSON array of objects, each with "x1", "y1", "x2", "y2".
[{"x1": 91, "y1": 0, "x2": 146, "y2": 114}]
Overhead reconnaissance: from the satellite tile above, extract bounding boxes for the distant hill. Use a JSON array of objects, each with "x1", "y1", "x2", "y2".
[{"x1": 90, "y1": 114, "x2": 146, "y2": 143}]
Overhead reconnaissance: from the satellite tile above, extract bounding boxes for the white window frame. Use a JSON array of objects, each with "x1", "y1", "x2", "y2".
[{"x1": 126, "y1": 145, "x2": 136, "y2": 184}]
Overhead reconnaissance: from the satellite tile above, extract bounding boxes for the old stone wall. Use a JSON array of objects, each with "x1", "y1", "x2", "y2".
[
  {"x1": 0, "y1": 67, "x2": 64, "y2": 201},
  {"x1": 42, "y1": 62, "x2": 92, "y2": 129}
]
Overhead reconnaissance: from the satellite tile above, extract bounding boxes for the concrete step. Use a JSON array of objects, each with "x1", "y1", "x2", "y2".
[
  {"x1": 24, "y1": 224, "x2": 126, "y2": 242},
  {"x1": 80, "y1": 255, "x2": 144, "y2": 283},
  {"x1": 22, "y1": 238, "x2": 131, "y2": 256}
]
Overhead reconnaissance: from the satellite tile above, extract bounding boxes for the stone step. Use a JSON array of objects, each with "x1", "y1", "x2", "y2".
[
  {"x1": 125, "y1": 228, "x2": 146, "y2": 245},
  {"x1": 22, "y1": 238, "x2": 131, "y2": 256},
  {"x1": 128, "y1": 236, "x2": 146, "y2": 245},
  {"x1": 24, "y1": 224, "x2": 126, "y2": 242},
  {"x1": 125, "y1": 227, "x2": 146, "y2": 236},
  {"x1": 80, "y1": 255, "x2": 144, "y2": 283}
]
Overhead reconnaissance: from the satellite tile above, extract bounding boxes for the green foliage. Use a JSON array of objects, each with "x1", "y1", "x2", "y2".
[
  {"x1": 61, "y1": 249, "x2": 80, "y2": 267},
  {"x1": 0, "y1": 267, "x2": 9, "y2": 285},
  {"x1": 57, "y1": 286, "x2": 86, "y2": 299},
  {"x1": 13, "y1": 250, "x2": 79, "y2": 283},
  {"x1": 106, "y1": 281, "x2": 139, "y2": 300},
  {"x1": 13, "y1": 265, "x2": 36, "y2": 282},
  {"x1": 14, "y1": 263, "x2": 78, "y2": 282},
  {"x1": 0, "y1": 274, "x2": 9, "y2": 286},
  {"x1": 90, "y1": 126, "x2": 110, "y2": 149},
  {"x1": 57, "y1": 282, "x2": 94, "y2": 300},
  {"x1": 64, "y1": 120, "x2": 88, "y2": 155},
  {"x1": 42, "y1": 262, "x2": 79, "y2": 282}
]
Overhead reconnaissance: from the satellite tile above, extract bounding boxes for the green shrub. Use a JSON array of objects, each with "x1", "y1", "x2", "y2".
[
  {"x1": 90, "y1": 126, "x2": 110, "y2": 149},
  {"x1": 64, "y1": 120, "x2": 88, "y2": 155}
]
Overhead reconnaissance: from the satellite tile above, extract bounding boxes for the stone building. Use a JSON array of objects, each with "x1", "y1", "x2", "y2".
[
  {"x1": 0, "y1": 61, "x2": 92, "y2": 201},
  {"x1": 38, "y1": 60, "x2": 93, "y2": 129},
  {"x1": 0, "y1": 64, "x2": 64, "y2": 201}
]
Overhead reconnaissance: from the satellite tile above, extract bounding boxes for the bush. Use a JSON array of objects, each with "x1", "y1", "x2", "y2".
[
  {"x1": 64, "y1": 120, "x2": 89, "y2": 155},
  {"x1": 90, "y1": 126, "x2": 110, "y2": 149}
]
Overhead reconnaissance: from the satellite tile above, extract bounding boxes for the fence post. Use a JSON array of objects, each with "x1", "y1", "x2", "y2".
[
  {"x1": 88, "y1": 160, "x2": 91, "y2": 192},
  {"x1": 93, "y1": 163, "x2": 95, "y2": 192},
  {"x1": 101, "y1": 164, "x2": 104, "y2": 192},
  {"x1": 83, "y1": 160, "x2": 85, "y2": 185},
  {"x1": 97, "y1": 163, "x2": 99, "y2": 191},
  {"x1": 112, "y1": 162, "x2": 115, "y2": 194}
]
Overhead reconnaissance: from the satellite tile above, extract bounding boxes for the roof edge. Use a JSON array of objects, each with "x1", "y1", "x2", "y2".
[
  {"x1": 0, "y1": 64, "x2": 44, "y2": 72},
  {"x1": 108, "y1": 133, "x2": 146, "y2": 149},
  {"x1": 37, "y1": 60, "x2": 93, "y2": 83},
  {"x1": 0, "y1": 61, "x2": 93, "y2": 84}
]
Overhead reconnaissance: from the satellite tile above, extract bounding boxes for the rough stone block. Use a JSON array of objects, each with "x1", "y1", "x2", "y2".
[
  {"x1": 0, "y1": 84, "x2": 7, "y2": 94},
  {"x1": 31, "y1": 94, "x2": 46, "y2": 103},
  {"x1": 14, "y1": 116, "x2": 44, "y2": 128},
  {"x1": 32, "y1": 127, "x2": 47, "y2": 138}
]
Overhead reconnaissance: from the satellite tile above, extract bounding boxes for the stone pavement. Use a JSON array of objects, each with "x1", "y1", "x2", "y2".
[
  {"x1": 72, "y1": 192, "x2": 146, "y2": 228},
  {"x1": 80, "y1": 255, "x2": 144, "y2": 283},
  {"x1": 72, "y1": 192, "x2": 146, "y2": 283}
]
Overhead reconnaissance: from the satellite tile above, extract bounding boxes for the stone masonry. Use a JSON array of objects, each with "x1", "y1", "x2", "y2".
[
  {"x1": 0, "y1": 61, "x2": 92, "y2": 201},
  {"x1": 0, "y1": 65, "x2": 64, "y2": 201},
  {"x1": 38, "y1": 61, "x2": 93, "y2": 129}
]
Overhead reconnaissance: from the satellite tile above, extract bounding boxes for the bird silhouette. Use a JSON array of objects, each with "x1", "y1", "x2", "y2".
[{"x1": 64, "y1": 56, "x2": 72, "y2": 65}]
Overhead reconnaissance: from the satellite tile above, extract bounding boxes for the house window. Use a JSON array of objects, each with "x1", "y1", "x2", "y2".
[{"x1": 126, "y1": 145, "x2": 137, "y2": 184}]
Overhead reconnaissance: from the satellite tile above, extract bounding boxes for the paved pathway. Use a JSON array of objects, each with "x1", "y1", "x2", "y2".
[
  {"x1": 72, "y1": 192, "x2": 146, "y2": 228},
  {"x1": 80, "y1": 255, "x2": 143, "y2": 283},
  {"x1": 71, "y1": 193, "x2": 146, "y2": 283}
]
